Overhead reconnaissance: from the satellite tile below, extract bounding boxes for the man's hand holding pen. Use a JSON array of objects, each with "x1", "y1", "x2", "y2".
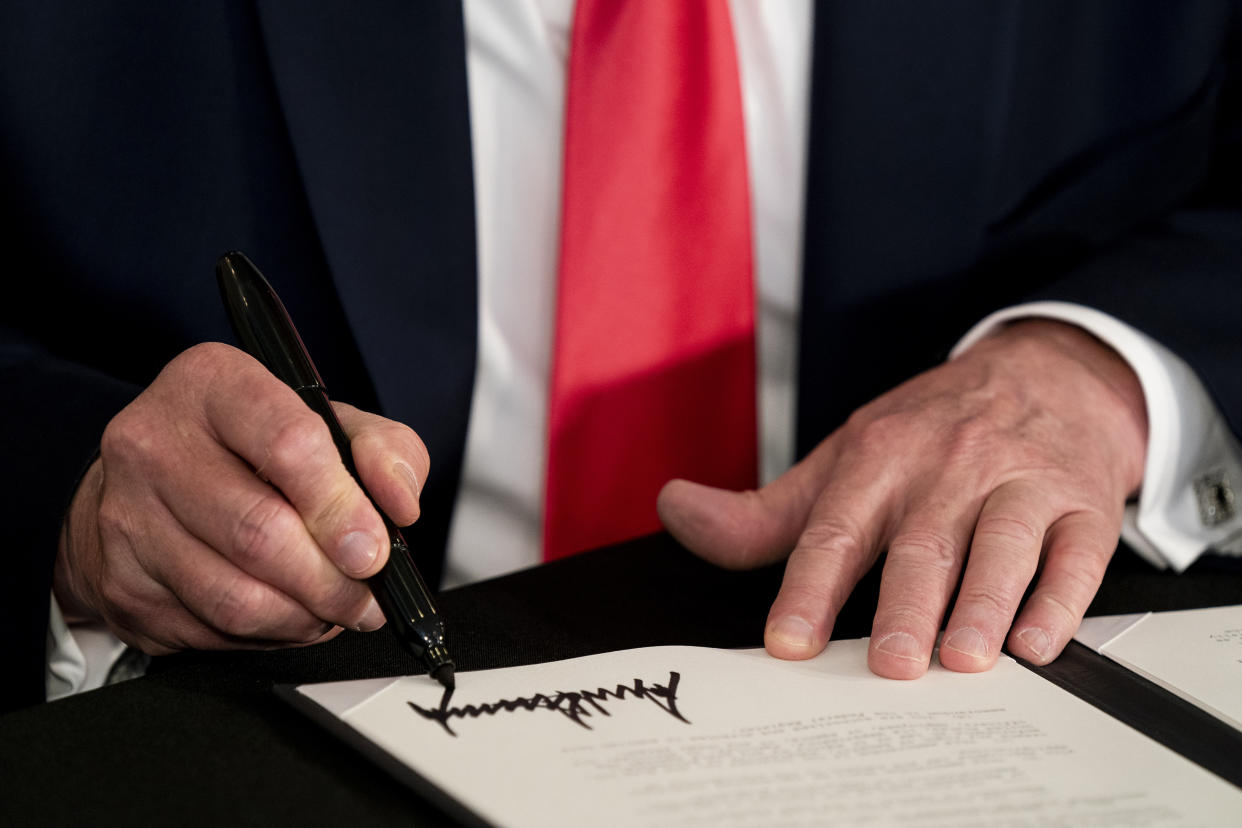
[{"x1": 53, "y1": 341, "x2": 429, "y2": 655}]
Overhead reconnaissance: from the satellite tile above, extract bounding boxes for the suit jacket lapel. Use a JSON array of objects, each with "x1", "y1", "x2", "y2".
[{"x1": 254, "y1": 0, "x2": 477, "y2": 582}]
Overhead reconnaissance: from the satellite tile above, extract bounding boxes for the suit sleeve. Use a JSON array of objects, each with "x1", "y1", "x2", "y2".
[
  {"x1": 999, "y1": 46, "x2": 1242, "y2": 566},
  {"x1": 1033, "y1": 203, "x2": 1242, "y2": 441},
  {"x1": 0, "y1": 327, "x2": 141, "y2": 712}
]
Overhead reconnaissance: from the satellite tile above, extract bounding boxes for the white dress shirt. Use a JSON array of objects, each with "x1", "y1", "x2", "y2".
[{"x1": 49, "y1": 0, "x2": 1241, "y2": 699}]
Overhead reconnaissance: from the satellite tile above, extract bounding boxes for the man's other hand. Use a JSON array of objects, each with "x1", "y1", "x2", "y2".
[{"x1": 659, "y1": 320, "x2": 1148, "y2": 678}]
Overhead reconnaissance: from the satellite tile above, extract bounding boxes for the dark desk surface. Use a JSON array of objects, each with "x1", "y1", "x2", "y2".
[{"x1": 2, "y1": 535, "x2": 1239, "y2": 826}]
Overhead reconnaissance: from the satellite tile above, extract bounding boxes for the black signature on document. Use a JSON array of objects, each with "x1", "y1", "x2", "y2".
[{"x1": 408, "y1": 671, "x2": 690, "y2": 737}]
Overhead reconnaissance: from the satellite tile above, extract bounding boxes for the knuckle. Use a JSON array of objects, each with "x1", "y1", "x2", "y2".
[
  {"x1": 232, "y1": 494, "x2": 298, "y2": 569},
  {"x1": 206, "y1": 579, "x2": 274, "y2": 638},
  {"x1": 956, "y1": 584, "x2": 1019, "y2": 618},
  {"x1": 1028, "y1": 588, "x2": 1079, "y2": 628},
  {"x1": 972, "y1": 514, "x2": 1041, "y2": 556},
  {"x1": 1050, "y1": 556, "x2": 1106, "y2": 604},
  {"x1": 309, "y1": 484, "x2": 367, "y2": 537},
  {"x1": 347, "y1": 423, "x2": 383, "y2": 455},
  {"x1": 94, "y1": 575, "x2": 130, "y2": 618},
  {"x1": 97, "y1": 571, "x2": 157, "y2": 631},
  {"x1": 264, "y1": 416, "x2": 332, "y2": 479},
  {"x1": 847, "y1": 411, "x2": 905, "y2": 459},
  {"x1": 95, "y1": 494, "x2": 133, "y2": 547},
  {"x1": 100, "y1": 406, "x2": 160, "y2": 464},
  {"x1": 780, "y1": 581, "x2": 838, "y2": 609},
  {"x1": 173, "y1": 625, "x2": 226, "y2": 652},
  {"x1": 798, "y1": 520, "x2": 864, "y2": 555},
  {"x1": 877, "y1": 599, "x2": 941, "y2": 633},
  {"x1": 177, "y1": 341, "x2": 237, "y2": 377},
  {"x1": 357, "y1": 421, "x2": 431, "y2": 479},
  {"x1": 319, "y1": 579, "x2": 369, "y2": 626},
  {"x1": 887, "y1": 528, "x2": 959, "y2": 574},
  {"x1": 796, "y1": 520, "x2": 867, "y2": 565}
]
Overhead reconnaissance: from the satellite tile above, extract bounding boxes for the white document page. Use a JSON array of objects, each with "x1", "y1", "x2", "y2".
[
  {"x1": 1075, "y1": 604, "x2": 1242, "y2": 730},
  {"x1": 296, "y1": 640, "x2": 1242, "y2": 827}
]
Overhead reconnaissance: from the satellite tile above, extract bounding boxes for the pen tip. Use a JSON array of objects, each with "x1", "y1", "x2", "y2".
[{"x1": 432, "y1": 663, "x2": 456, "y2": 691}]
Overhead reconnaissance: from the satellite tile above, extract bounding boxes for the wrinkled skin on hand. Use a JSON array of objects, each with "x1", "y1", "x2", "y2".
[
  {"x1": 54, "y1": 342, "x2": 430, "y2": 655},
  {"x1": 660, "y1": 320, "x2": 1148, "y2": 678}
]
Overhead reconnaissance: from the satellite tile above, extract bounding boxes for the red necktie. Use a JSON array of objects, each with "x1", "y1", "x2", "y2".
[{"x1": 544, "y1": 0, "x2": 757, "y2": 561}]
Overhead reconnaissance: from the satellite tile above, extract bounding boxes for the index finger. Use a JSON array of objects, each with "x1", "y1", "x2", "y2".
[
  {"x1": 201, "y1": 350, "x2": 390, "y2": 579},
  {"x1": 764, "y1": 459, "x2": 896, "y2": 660}
]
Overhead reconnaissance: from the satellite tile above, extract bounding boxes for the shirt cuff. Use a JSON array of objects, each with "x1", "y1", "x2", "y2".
[
  {"x1": 46, "y1": 594, "x2": 129, "y2": 701},
  {"x1": 953, "y1": 301, "x2": 1242, "y2": 572}
]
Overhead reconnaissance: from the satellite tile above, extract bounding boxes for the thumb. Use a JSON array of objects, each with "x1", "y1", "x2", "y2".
[
  {"x1": 333, "y1": 402, "x2": 430, "y2": 528},
  {"x1": 657, "y1": 447, "x2": 829, "y2": 570}
]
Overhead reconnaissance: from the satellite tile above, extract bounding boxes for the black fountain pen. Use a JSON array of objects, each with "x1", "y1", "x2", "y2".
[{"x1": 216, "y1": 251, "x2": 455, "y2": 690}]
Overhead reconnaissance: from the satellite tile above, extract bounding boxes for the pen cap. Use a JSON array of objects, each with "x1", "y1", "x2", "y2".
[{"x1": 216, "y1": 251, "x2": 325, "y2": 391}]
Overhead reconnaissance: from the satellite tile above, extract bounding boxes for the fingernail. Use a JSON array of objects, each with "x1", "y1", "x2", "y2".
[
  {"x1": 338, "y1": 531, "x2": 380, "y2": 574},
  {"x1": 358, "y1": 597, "x2": 386, "y2": 632},
  {"x1": 1017, "y1": 626, "x2": 1051, "y2": 659},
  {"x1": 769, "y1": 616, "x2": 816, "y2": 649},
  {"x1": 942, "y1": 627, "x2": 989, "y2": 660},
  {"x1": 394, "y1": 461, "x2": 420, "y2": 499},
  {"x1": 874, "y1": 631, "x2": 923, "y2": 662}
]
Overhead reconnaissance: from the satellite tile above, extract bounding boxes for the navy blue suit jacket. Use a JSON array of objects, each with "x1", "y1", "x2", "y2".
[{"x1": 3, "y1": 1, "x2": 1240, "y2": 712}]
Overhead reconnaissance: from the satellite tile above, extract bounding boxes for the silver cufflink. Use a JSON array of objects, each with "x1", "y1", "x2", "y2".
[{"x1": 1194, "y1": 469, "x2": 1236, "y2": 527}]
